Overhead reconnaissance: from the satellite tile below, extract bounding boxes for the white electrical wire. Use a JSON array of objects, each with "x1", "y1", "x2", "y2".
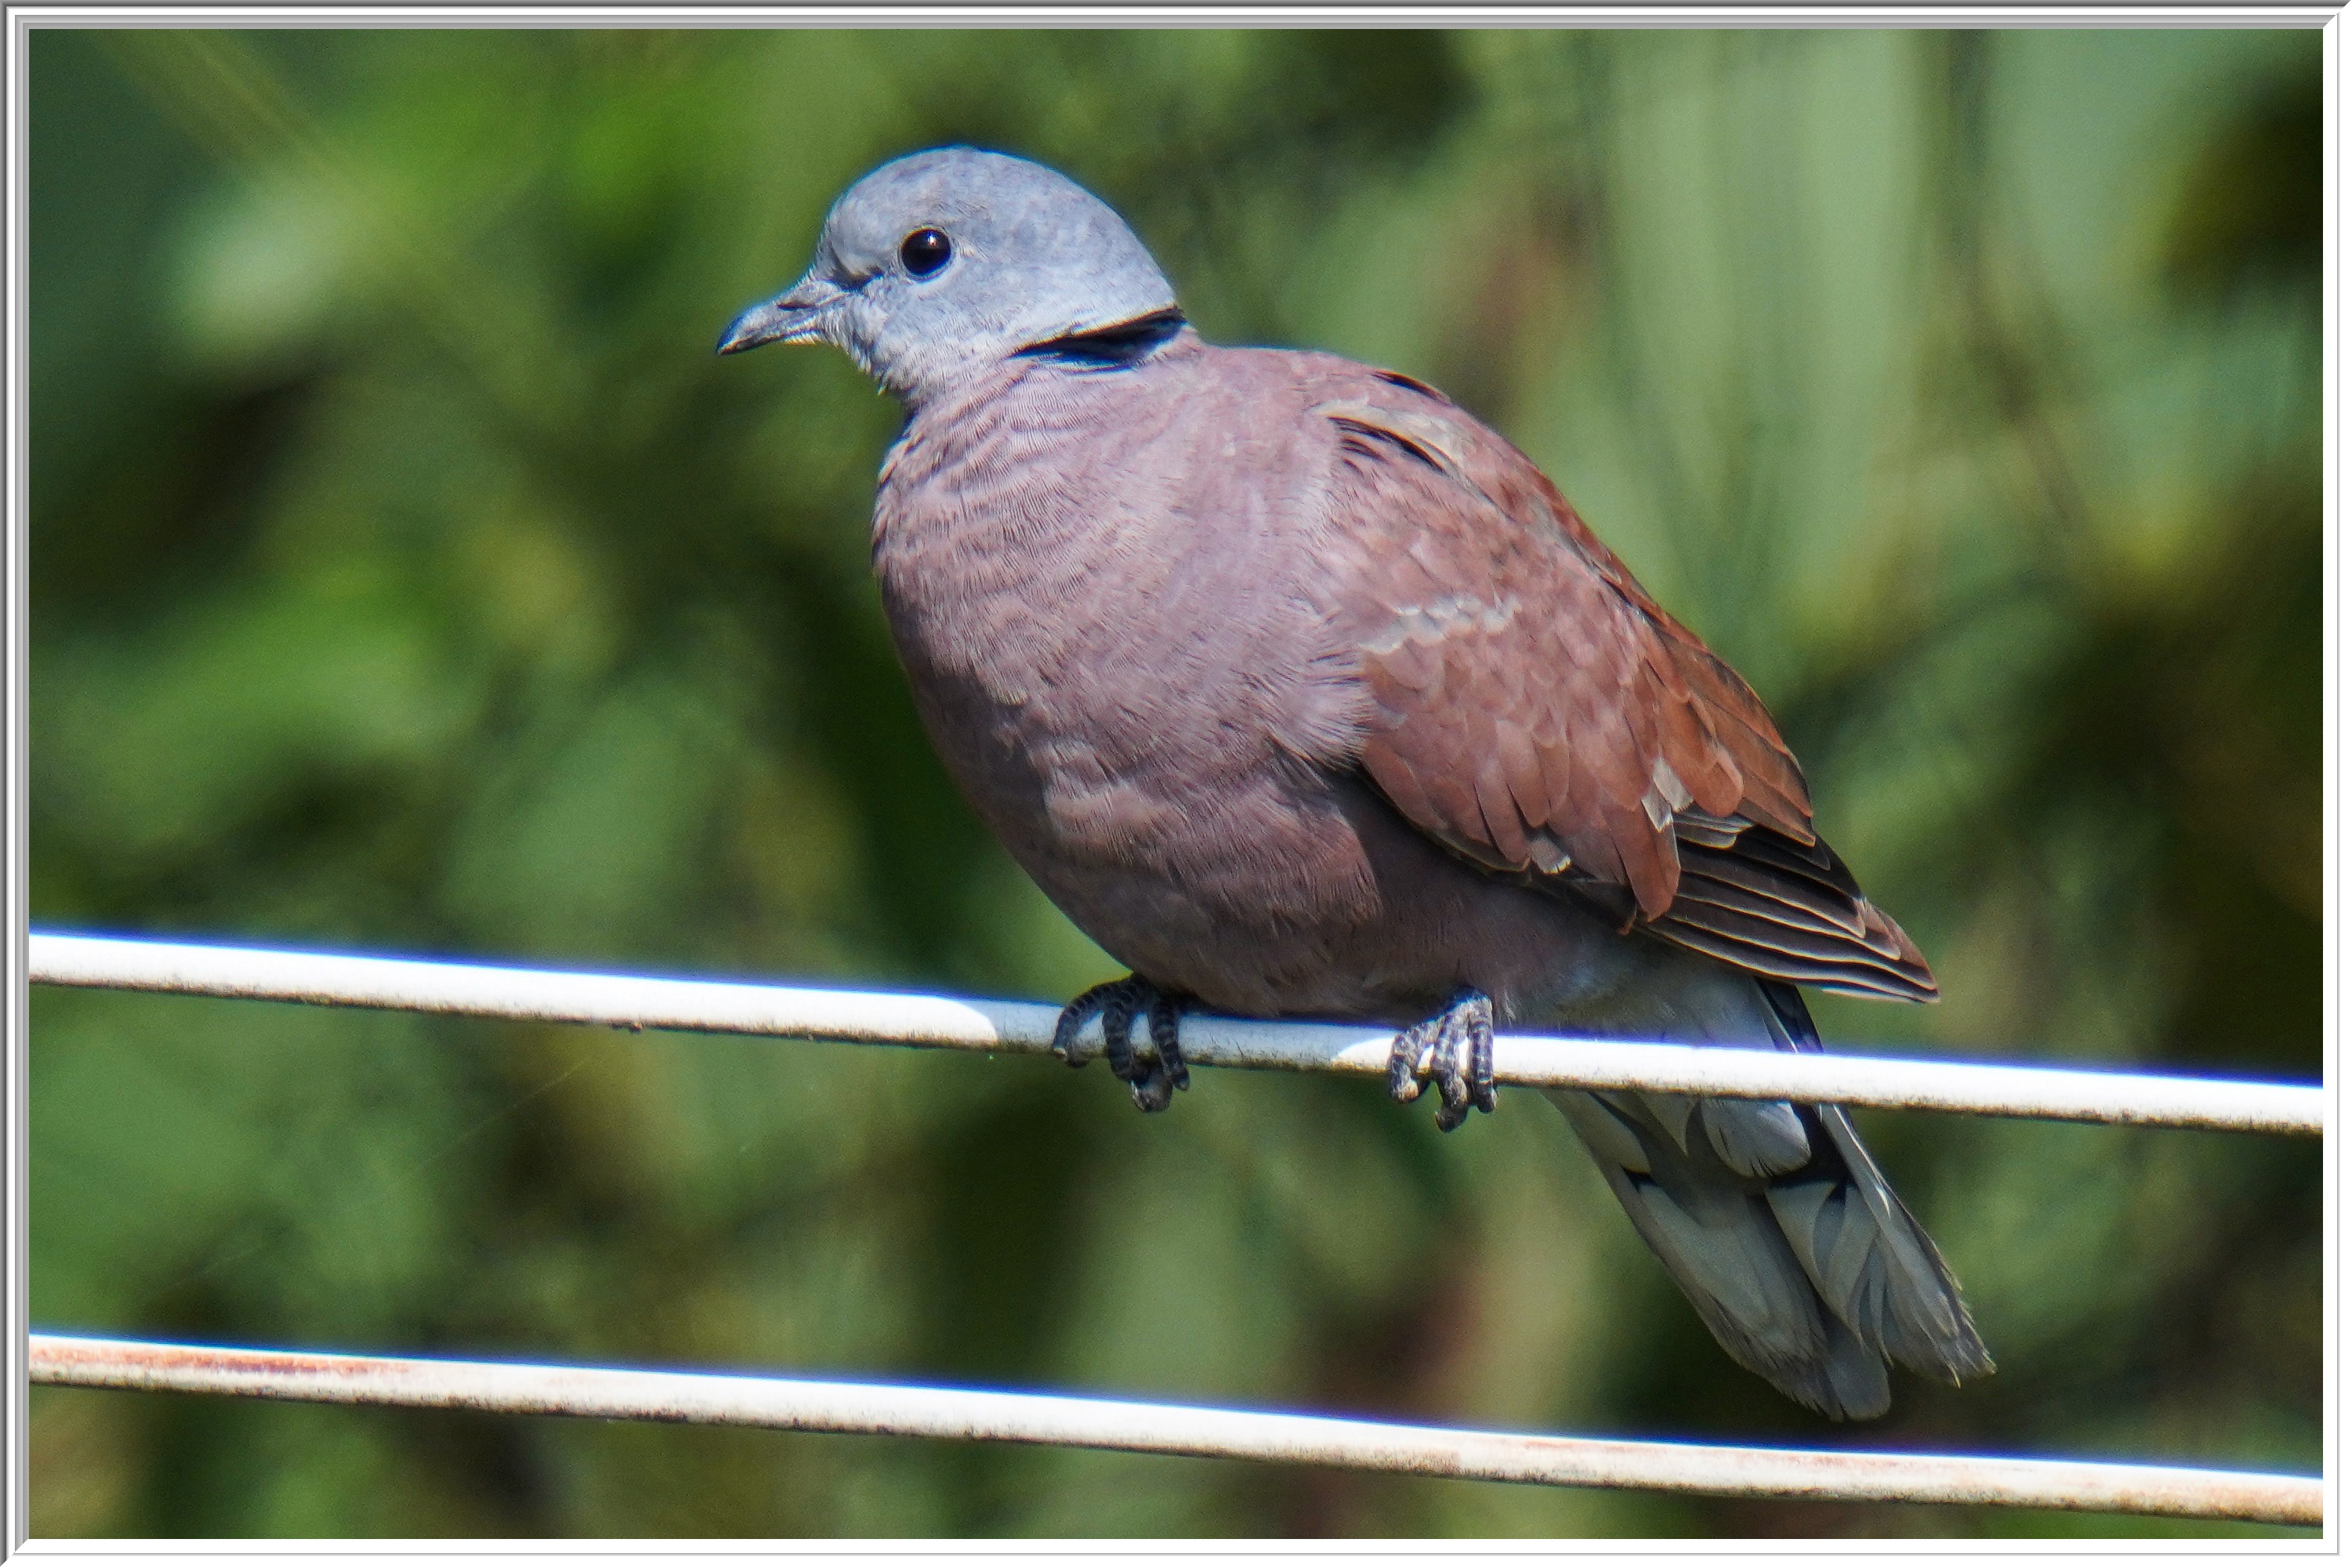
[
  {"x1": 27, "y1": 1334, "x2": 2319, "y2": 1526},
  {"x1": 27, "y1": 937, "x2": 2328, "y2": 1524},
  {"x1": 29, "y1": 932, "x2": 2324, "y2": 1134}
]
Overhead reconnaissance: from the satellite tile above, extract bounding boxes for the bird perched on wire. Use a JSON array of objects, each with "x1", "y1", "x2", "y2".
[{"x1": 719, "y1": 147, "x2": 1991, "y2": 1420}]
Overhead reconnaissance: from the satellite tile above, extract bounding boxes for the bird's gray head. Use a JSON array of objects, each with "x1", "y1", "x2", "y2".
[{"x1": 717, "y1": 147, "x2": 1180, "y2": 405}]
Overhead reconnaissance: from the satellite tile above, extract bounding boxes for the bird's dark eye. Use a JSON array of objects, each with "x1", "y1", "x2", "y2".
[{"x1": 901, "y1": 228, "x2": 952, "y2": 277}]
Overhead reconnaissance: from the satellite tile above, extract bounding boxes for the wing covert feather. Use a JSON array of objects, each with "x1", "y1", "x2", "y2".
[{"x1": 1312, "y1": 370, "x2": 1935, "y2": 1002}]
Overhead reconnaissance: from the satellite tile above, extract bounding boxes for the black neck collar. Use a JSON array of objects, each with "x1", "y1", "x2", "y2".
[{"x1": 1015, "y1": 308, "x2": 1187, "y2": 367}]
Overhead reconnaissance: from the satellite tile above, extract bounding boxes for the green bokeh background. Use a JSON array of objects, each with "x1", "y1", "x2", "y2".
[{"x1": 28, "y1": 27, "x2": 2321, "y2": 1539}]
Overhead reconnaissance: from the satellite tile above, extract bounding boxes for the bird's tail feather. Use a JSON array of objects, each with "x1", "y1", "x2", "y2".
[{"x1": 1546, "y1": 980, "x2": 1991, "y2": 1419}]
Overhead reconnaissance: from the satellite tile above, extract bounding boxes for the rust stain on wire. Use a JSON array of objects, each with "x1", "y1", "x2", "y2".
[{"x1": 31, "y1": 1334, "x2": 2323, "y2": 1526}]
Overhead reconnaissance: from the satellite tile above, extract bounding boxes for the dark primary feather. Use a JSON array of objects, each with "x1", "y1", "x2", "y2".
[{"x1": 1664, "y1": 820, "x2": 1937, "y2": 1001}]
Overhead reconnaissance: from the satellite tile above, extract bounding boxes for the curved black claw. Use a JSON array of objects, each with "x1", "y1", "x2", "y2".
[
  {"x1": 1386, "y1": 987, "x2": 1497, "y2": 1132},
  {"x1": 1051, "y1": 975, "x2": 1190, "y2": 1113}
]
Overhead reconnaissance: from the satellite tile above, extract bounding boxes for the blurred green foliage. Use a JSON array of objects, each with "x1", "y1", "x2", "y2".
[{"x1": 29, "y1": 27, "x2": 2319, "y2": 1539}]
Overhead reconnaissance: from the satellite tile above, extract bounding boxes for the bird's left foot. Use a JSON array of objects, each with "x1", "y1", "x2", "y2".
[
  {"x1": 1051, "y1": 975, "x2": 1190, "y2": 1113},
  {"x1": 1386, "y1": 987, "x2": 1498, "y2": 1132}
]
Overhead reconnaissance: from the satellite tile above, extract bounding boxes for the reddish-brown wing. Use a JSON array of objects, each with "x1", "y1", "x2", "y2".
[{"x1": 1314, "y1": 369, "x2": 1934, "y2": 1003}]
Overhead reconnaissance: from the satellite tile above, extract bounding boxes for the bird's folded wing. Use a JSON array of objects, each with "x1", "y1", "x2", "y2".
[{"x1": 1310, "y1": 369, "x2": 1934, "y2": 1002}]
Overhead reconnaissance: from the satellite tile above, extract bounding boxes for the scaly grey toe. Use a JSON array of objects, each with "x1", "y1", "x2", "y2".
[
  {"x1": 1052, "y1": 974, "x2": 1190, "y2": 1113},
  {"x1": 1386, "y1": 987, "x2": 1497, "y2": 1132}
]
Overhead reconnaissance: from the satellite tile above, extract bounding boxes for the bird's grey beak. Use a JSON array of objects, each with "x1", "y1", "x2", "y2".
[{"x1": 716, "y1": 275, "x2": 844, "y2": 355}]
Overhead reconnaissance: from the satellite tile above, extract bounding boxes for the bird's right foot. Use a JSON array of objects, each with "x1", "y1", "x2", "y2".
[
  {"x1": 1386, "y1": 987, "x2": 1498, "y2": 1132},
  {"x1": 1051, "y1": 974, "x2": 1190, "y2": 1113}
]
